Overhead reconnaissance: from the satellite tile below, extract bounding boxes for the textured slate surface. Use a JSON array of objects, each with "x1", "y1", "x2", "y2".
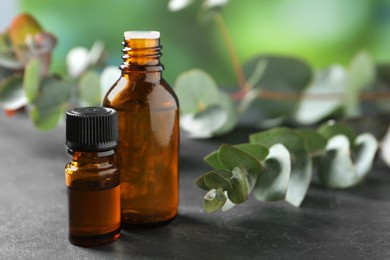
[{"x1": 0, "y1": 114, "x2": 390, "y2": 259}]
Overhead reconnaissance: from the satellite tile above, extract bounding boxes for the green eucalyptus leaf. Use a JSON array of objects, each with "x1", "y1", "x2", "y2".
[
  {"x1": 381, "y1": 126, "x2": 390, "y2": 167},
  {"x1": 195, "y1": 174, "x2": 209, "y2": 190},
  {"x1": 243, "y1": 56, "x2": 312, "y2": 122},
  {"x1": 204, "y1": 170, "x2": 233, "y2": 192},
  {"x1": 221, "y1": 195, "x2": 236, "y2": 212},
  {"x1": 352, "y1": 133, "x2": 378, "y2": 179},
  {"x1": 254, "y1": 144, "x2": 291, "y2": 201},
  {"x1": 345, "y1": 51, "x2": 376, "y2": 116},
  {"x1": 318, "y1": 133, "x2": 377, "y2": 188},
  {"x1": 79, "y1": 70, "x2": 101, "y2": 106},
  {"x1": 30, "y1": 105, "x2": 63, "y2": 130},
  {"x1": 24, "y1": 58, "x2": 41, "y2": 103},
  {"x1": 213, "y1": 92, "x2": 238, "y2": 136},
  {"x1": 35, "y1": 77, "x2": 71, "y2": 108},
  {"x1": 204, "y1": 150, "x2": 225, "y2": 170},
  {"x1": 234, "y1": 143, "x2": 269, "y2": 162},
  {"x1": 246, "y1": 59, "x2": 268, "y2": 89},
  {"x1": 204, "y1": 188, "x2": 227, "y2": 213},
  {"x1": 318, "y1": 121, "x2": 357, "y2": 145},
  {"x1": 180, "y1": 105, "x2": 227, "y2": 138},
  {"x1": 30, "y1": 76, "x2": 71, "y2": 130},
  {"x1": 238, "y1": 88, "x2": 260, "y2": 114},
  {"x1": 0, "y1": 74, "x2": 27, "y2": 110},
  {"x1": 218, "y1": 144, "x2": 262, "y2": 191},
  {"x1": 174, "y1": 69, "x2": 220, "y2": 115},
  {"x1": 318, "y1": 135, "x2": 356, "y2": 188},
  {"x1": 294, "y1": 65, "x2": 346, "y2": 124},
  {"x1": 296, "y1": 129, "x2": 327, "y2": 154},
  {"x1": 227, "y1": 167, "x2": 249, "y2": 204},
  {"x1": 250, "y1": 128, "x2": 312, "y2": 207}
]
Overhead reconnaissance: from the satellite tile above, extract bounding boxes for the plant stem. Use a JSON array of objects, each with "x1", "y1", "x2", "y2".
[
  {"x1": 214, "y1": 14, "x2": 248, "y2": 91},
  {"x1": 256, "y1": 90, "x2": 390, "y2": 101}
]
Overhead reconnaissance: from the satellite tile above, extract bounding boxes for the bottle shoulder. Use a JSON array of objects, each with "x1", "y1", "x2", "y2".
[
  {"x1": 103, "y1": 75, "x2": 178, "y2": 110},
  {"x1": 65, "y1": 161, "x2": 119, "y2": 189}
]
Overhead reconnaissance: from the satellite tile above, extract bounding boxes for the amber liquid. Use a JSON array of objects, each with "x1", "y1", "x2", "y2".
[
  {"x1": 68, "y1": 186, "x2": 121, "y2": 246},
  {"x1": 104, "y1": 74, "x2": 179, "y2": 225},
  {"x1": 65, "y1": 151, "x2": 121, "y2": 246}
]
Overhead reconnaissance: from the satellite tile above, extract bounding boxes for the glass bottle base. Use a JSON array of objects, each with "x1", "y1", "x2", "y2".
[{"x1": 69, "y1": 227, "x2": 121, "y2": 247}]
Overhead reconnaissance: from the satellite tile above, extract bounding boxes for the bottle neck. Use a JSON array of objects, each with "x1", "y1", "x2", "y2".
[
  {"x1": 120, "y1": 37, "x2": 164, "y2": 73},
  {"x1": 68, "y1": 149, "x2": 115, "y2": 163}
]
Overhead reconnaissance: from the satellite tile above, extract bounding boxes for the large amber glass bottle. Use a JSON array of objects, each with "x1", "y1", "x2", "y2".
[{"x1": 103, "y1": 31, "x2": 179, "y2": 225}]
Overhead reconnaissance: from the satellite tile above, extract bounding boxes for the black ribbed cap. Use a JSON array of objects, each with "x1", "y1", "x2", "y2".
[{"x1": 65, "y1": 107, "x2": 118, "y2": 152}]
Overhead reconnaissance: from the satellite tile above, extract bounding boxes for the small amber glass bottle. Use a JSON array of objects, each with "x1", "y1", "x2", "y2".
[
  {"x1": 65, "y1": 107, "x2": 120, "y2": 246},
  {"x1": 103, "y1": 31, "x2": 179, "y2": 226}
]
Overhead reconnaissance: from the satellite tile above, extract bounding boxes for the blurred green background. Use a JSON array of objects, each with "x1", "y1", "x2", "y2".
[{"x1": 16, "y1": 0, "x2": 390, "y2": 85}]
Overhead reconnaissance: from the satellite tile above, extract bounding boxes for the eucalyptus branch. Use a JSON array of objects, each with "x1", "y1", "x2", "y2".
[
  {"x1": 255, "y1": 90, "x2": 390, "y2": 101},
  {"x1": 196, "y1": 124, "x2": 379, "y2": 213},
  {"x1": 213, "y1": 14, "x2": 249, "y2": 92}
]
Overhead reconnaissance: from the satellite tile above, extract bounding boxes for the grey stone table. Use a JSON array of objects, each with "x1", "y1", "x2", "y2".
[{"x1": 1, "y1": 113, "x2": 390, "y2": 260}]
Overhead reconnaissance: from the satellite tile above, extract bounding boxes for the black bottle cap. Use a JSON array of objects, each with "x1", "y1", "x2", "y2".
[{"x1": 65, "y1": 107, "x2": 118, "y2": 152}]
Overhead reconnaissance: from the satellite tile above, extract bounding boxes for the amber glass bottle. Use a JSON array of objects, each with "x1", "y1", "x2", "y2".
[
  {"x1": 103, "y1": 31, "x2": 179, "y2": 226},
  {"x1": 65, "y1": 107, "x2": 120, "y2": 246}
]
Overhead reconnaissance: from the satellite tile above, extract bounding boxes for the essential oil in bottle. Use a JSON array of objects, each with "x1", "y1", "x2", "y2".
[
  {"x1": 103, "y1": 31, "x2": 179, "y2": 226},
  {"x1": 65, "y1": 107, "x2": 121, "y2": 246}
]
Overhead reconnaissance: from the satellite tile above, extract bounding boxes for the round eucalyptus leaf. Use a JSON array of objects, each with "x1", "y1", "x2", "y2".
[
  {"x1": 352, "y1": 133, "x2": 378, "y2": 179},
  {"x1": 253, "y1": 144, "x2": 291, "y2": 202},
  {"x1": 296, "y1": 128, "x2": 327, "y2": 154},
  {"x1": 227, "y1": 167, "x2": 249, "y2": 204},
  {"x1": 318, "y1": 121, "x2": 357, "y2": 145},
  {"x1": 381, "y1": 126, "x2": 390, "y2": 167},
  {"x1": 79, "y1": 70, "x2": 101, "y2": 106},
  {"x1": 345, "y1": 51, "x2": 376, "y2": 116},
  {"x1": 195, "y1": 174, "x2": 209, "y2": 191},
  {"x1": 204, "y1": 170, "x2": 233, "y2": 192},
  {"x1": 180, "y1": 105, "x2": 227, "y2": 138},
  {"x1": 295, "y1": 65, "x2": 346, "y2": 124},
  {"x1": 30, "y1": 104, "x2": 63, "y2": 130},
  {"x1": 238, "y1": 88, "x2": 260, "y2": 114},
  {"x1": 0, "y1": 75, "x2": 28, "y2": 110},
  {"x1": 218, "y1": 144, "x2": 262, "y2": 191},
  {"x1": 35, "y1": 77, "x2": 71, "y2": 108},
  {"x1": 250, "y1": 128, "x2": 312, "y2": 207},
  {"x1": 234, "y1": 143, "x2": 269, "y2": 163},
  {"x1": 203, "y1": 188, "x2": 227, "y2": 213},
  {"x1": 221, "y1": 194, "x2": 236, "y2": 212},
  {"x1": 246, "y1": 59, "x2": 268, "y2": 89},
  {"x1": 243, "y1": 56, "x2": 312, "y2": 121},
  {"x1": 174, "y1": 69, "x2": 220, "y2": 115},
  {"x1": 204, "y1": 150, "x2": 225, "y2": 170},
  {"x1": 318, "y1": 135, "x2": 358, "y2": 188},
  {"x1": 213, "y1": 92, "x2": 238, "y2": 136},
  {"x1": 23, "y1": 58, "x2": 41, "y2": 103}
]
